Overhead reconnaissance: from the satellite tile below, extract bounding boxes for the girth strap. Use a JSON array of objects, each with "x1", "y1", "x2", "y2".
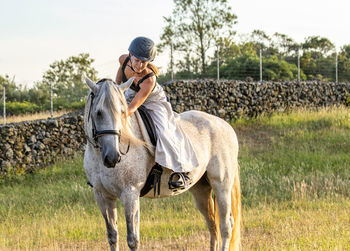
[{"x1": 140, "y1": 163, "x2": 163, "y2": 197}]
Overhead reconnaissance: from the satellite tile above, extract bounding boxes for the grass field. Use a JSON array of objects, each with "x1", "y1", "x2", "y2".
[
  {"x1": 4, "y1": 110, "x2": 71, "y2": 124},
  {"x1": 1, "y1": 106, "x2": 350, "y2": 250}
]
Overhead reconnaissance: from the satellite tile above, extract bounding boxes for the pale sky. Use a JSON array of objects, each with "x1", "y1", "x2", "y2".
[{"x1": 1, "y1": 0, "x2": 349, "y2": 87}]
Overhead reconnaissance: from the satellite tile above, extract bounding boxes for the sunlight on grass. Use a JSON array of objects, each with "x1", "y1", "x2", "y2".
[
  {"x1": 5, "y1": 110, "x2": 72, "y2": 124},
  {"x1": 234, "y1": 105, "x2": 350, "y2": 130},
  {"x1": 1, "y1": 106, "x2": 350, "y2": 250},
  {"x1": 242, "y1": 199, "x2": 350, "y2": 250}
]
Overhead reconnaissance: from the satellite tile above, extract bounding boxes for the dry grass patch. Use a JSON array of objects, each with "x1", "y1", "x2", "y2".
[{"x1": 5, "y1": 110, "x2": 71, "y2": 124}]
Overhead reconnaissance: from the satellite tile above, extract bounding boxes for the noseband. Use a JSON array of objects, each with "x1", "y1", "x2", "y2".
[{"x1": 86, "y1": 87, "x2": 130, "y2": 162}]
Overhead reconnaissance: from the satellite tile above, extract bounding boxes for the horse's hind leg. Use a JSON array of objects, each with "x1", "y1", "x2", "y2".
[
  {"x1": 211, "y1": 179, "x2": 234, "y2": 251},
  {"x1": 189, "y1": 175, "x2": 220, "y2": 251},
  {"x1": 94, "y1": 190, "x2": 119, "y2": 251}
]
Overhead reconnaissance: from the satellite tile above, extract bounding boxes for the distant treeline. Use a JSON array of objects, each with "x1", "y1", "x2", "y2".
[
  {"x1": 2, "y1": 0, "x2": 350, "y2": 115},
  {"x1": 0, "y1": 53, "x2": 96, "y2": 115},
  {"x1": 1, "y1": 33, "x2": 350, "y2": 115},
  {"x1": 157, "y1": 0, "x2": 350, "y2": 83},
  {"x1": 158, "y1": 31, "x2": 350, "y2": 83}
]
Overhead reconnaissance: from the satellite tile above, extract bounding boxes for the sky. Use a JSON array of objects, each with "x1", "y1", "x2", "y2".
[{"x1": 0, "y1": 0, "x2": 349, "y2": 88}]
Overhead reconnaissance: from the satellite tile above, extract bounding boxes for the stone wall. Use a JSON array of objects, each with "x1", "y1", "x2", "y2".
[
  {"x1": 0, "y1": 113, "x2": 85, "y2": 175},
  {"x1": 1, "y1": 80, "x2": 349, "y2": 176},
  {"x1": 164, "y1": 80, "x2": 350, "y2": 121}
]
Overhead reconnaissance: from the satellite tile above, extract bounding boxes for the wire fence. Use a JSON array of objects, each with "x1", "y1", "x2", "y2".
[
  {"x1": 163, "y1": 48, "x2": 349, "y2": 83},
  {"x1": 1, "y1": 87, "x2": 5, "y2": 125},
  {"x1": 1, "y1": 49, "x2": 349, "y2": 125},
  {"x1": 210, "y1": 49, "x2": 343, "y2": 83}
]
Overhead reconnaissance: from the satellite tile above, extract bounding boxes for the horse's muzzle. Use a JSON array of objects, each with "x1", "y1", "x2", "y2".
[{"x1": 102, "y1": 149, "x2": 120, "y2": 168}]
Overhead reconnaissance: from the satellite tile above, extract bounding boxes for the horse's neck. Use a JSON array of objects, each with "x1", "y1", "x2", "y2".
[{"x1": 129, "y1": 112, "x2": 143, "y2": 140}]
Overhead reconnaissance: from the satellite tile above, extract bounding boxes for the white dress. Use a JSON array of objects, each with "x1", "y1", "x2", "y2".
[{"x1": 125, "y1": 83, "x2": 199, "y2": 172}]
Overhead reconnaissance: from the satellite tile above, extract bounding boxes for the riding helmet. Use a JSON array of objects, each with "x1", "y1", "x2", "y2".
[{"x1": 128, "y1": 37, "x2": 156, "y2": 62}]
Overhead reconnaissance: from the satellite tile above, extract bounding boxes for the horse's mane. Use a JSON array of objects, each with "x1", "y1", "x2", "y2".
[{"x1": 94, "y1": 81, "x2": 144, "y2": 146}]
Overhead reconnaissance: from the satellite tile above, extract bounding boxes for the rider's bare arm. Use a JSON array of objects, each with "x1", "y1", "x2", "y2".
[
  {"x1": 115, "y1": 54, "x2": 129, "y2": 84},
  {"x1": 115, "y1": 67, "x2": 122, "y2": 84},
  {"x1": 127, "y1": 76, "x2": 155, "y2": 116}
]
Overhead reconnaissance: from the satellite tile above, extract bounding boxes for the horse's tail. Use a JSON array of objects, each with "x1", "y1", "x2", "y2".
[
  {"x1": 230, "y1": 167, "x2": 242, "y2": 250},
  {"x1": 214, "y1": 195, "x2": 221, "y2": 246},
  {"x1": 214, "y1": 167, "x2": 242, "y2": 251}
]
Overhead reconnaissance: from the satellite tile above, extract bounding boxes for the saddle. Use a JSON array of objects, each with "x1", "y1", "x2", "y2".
[
  {"x1": 136, "y1": 105, "x2": 164, "y2": 197},
  {"x1": 137, "y1": 105, "x2": 157, "y2": 147},
  {"x1": 136, "y1": 106, "x2": 190, "y2": 197}
]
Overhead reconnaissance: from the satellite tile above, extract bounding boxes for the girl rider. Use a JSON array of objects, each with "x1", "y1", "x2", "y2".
[{"x1": 115, "y1": 36, "x2": 199, "y2": 190}]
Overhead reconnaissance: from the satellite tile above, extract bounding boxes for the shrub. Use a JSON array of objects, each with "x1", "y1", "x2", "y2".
[{"x1": 5, "y1": 101, "x2": 41, "y2": 115}]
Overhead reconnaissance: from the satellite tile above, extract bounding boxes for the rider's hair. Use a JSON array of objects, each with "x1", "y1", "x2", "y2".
[{"x1": 148, "y1": 63, "x2": 159, "y2": 77}]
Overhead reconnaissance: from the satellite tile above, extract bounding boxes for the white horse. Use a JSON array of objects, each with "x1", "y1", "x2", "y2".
[{"x1": 83, "y1": 77, "x2": 241, "y2": 251}]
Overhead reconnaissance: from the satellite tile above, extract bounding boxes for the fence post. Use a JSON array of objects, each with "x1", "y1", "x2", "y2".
[
  {"x1": 3, "y1": 87, "x2": 5, "y2": 125},
  {"x1": 170, "y1": 41, "x2": 174, "y2": 81},
  {"x1": 259, "y1": 48, "x2": 262, "y2": 82},
  {"x1": 50, "y1": 82, "x2": 53, "y2": 118},
  {"x1": 217, "y1": 44, "x2": 220, "y2": 82},
  {"x1": 297, "y1": 49, "x2": 301, "y2": 82},
  {"x1": 335, "y1": 51, "x2": 338, "y2": 83}
]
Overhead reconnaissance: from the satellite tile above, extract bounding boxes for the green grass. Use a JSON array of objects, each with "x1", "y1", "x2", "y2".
[
  {"x1": 0, "y1": 156, "x2": 204, "y2": 250},
  {"x1": 236, "y1": 106, "x2": 350, "y2": 204},
  {"x1": 1, "y1": 106, "x2": 350, "y2": 250},
  {"x1": 243, "y1": 198, "x2": 350, "y2": 250}
]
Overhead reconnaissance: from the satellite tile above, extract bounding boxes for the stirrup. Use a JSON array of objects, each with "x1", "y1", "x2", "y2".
[{"x1": 168, "y1": 172, "x2": 189, "y2": 191}]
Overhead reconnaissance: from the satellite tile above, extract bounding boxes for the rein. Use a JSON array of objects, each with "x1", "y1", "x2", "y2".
[{"x1": 86, "y1": 91, "x2": 130, "y2": 162}]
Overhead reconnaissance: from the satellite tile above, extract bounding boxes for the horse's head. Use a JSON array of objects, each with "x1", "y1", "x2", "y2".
[{"x1": 84, "y1": 77, "x2": 134, "y2": 168}]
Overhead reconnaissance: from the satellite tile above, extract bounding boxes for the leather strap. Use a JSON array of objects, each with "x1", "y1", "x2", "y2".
[
  {"x1": 140, "y1": 163, "x2": 163, "y2": 197},
  {"x1": 137, "y1": 105, "x2": 157, "y2": 146}
]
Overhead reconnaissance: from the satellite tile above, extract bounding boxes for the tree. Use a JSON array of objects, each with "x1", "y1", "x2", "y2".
[
  {"x1": 272, "y1": 32, "x2": 300, "y2": 58},
  {"x1": 27, "y1": 81, "x2": 51, "y2": 108},
  {"x1": 41, "y1": 53, "x2": 97, "y2": 106},
  {"x1": 248, "y1": 30, "x2": 270, "y2": 48},
  {"x1": 301, "y1": 36, "x2": 335, "y2": 80},
  {"x1": 0, "y1": 75, "x2": 24, "y2": 102},
  {"x1": 245, "y1": 30, "x2": 278, "y2": 57},
  {"x1": 210, "y1": 54, "x2": 305, "y2": 81},
  {"x1": 158, "y1": 17, "x2": 177, "y2": 79},
  {"x1": 214, "y1": 37, "x2": 241, "y2": 65},
  {"x1": 337, "y1": 44, "x2": 350, "y2": 82},
  {"x1": 302, "y1": 36, "x2": 335, "y2": 57},
  {"x1": 161, "y1": 0, "x2": 237, "y2": 76}
]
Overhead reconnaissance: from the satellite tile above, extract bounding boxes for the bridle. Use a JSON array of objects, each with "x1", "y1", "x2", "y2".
[{"x1": 86, "y1": 82, "x2": 130, "y2": 162}]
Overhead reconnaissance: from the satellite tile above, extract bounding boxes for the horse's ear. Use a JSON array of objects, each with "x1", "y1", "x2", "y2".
[
  {"x1": 84, "y1": 76, "x2": 98, "y2": 93},
  {"x1": 118, "y1": 77, "x2": 135, "y2": 93}
]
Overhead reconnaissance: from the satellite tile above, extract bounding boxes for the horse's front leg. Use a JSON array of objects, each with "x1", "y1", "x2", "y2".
[
  {"x1": 121, "y1": 188, "x2": 140, "y2": 251},
  {"x1": 94, "y1": 190, "x2": 119, "y2": 251}
]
